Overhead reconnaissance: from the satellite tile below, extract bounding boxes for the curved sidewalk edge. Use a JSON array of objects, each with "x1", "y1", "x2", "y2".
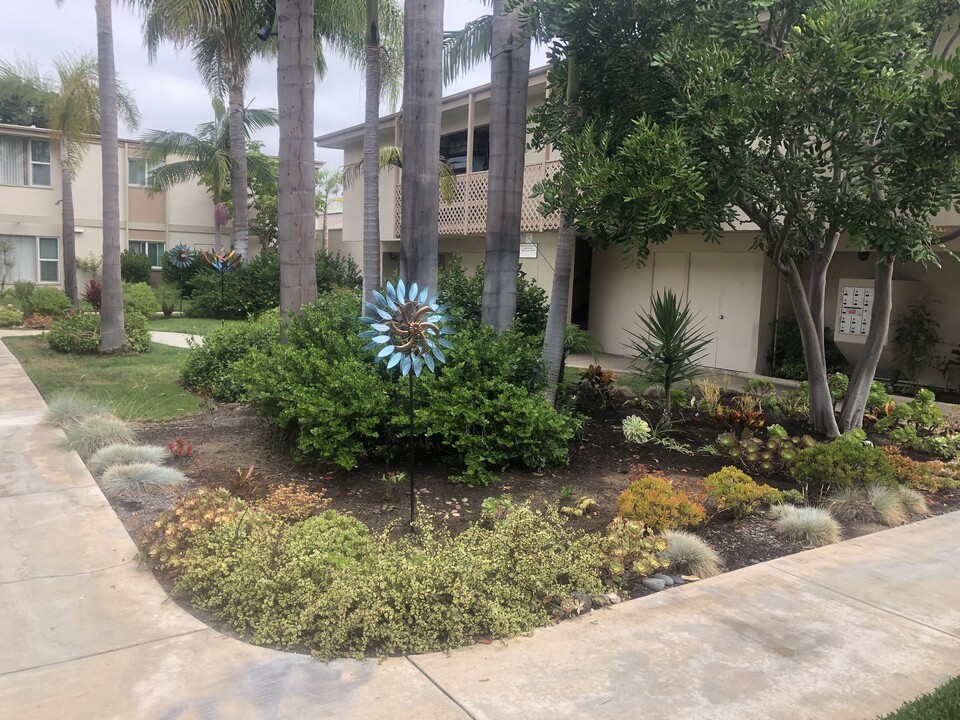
[
  {"x1": 0, "y1": 337, "x2": 466, "y2": 720},
  {"x1": 2, "y1": 334, "x2": 960, "y2": 720}
]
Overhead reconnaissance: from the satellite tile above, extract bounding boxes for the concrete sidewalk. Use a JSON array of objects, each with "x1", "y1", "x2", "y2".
[{"x1": 2, "y1": 336, "x2": 960, "y2": 719}]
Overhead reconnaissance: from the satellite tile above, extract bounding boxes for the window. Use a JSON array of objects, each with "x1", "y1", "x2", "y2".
[
  {"x1": 128, "y1": 158, "x2": 164, "y2": 187},
  {"x1": 38, "y1": 237, "x2": 59, "y2": 283},
  {"x1": 439, "y1": 125, "x2": 490, "y2": 175},
  {"x1": 31, "y1": 141, "x2": 51, "y2": 186},
  {"x1": 129, "y1": 240, "x2": 165, "y2": 269},
  {"x1": 0, "y1": 136, "x2": 51, "y2": 186}
]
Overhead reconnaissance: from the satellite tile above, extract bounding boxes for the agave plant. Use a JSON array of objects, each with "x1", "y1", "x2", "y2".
[{"x1": 627, "y1": 290, "x2": 713, "y2": 423}]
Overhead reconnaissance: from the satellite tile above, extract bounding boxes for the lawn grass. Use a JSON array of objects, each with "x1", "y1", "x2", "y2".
[
  {"x1": 879, "y1": 676, "x2": 960, "y2": 719},
  {"x1": 147, "y1": 316, "x2": 242, "y2": 336},
  {"x1": 3, "y1": 335, "x2": 204, "y2": 421}
]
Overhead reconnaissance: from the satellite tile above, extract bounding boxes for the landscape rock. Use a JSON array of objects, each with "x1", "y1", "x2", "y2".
[
  {"x1": 670, "y1": 575, "x2": 685, "y2": 586},
  {"x1": 653, "y1": 573, "x2": 675, "y2": 587},
  {"x1": 604, "y1": 592, "x2": 622, "y2": 605},
  {"x1": 641, "y1": 578, "x2": 666, "y2": 592}
]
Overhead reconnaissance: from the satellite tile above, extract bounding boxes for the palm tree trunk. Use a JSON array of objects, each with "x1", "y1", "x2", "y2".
[
  {"x1": 481, "y1": 0, "x2": 531, "y2": 332},
  {"x1": 59, "y1": 140, "x2": 78, "y2": 307},
  {"x1": 400, "y1": 0, "x2": 443, "y2": 292},
  {"x1": 277, "y1": 0, "x2": 318, "y2": 324},
  {"x1": 228, "y1": 66, "x2": 249, "y2": 258},
  {"x1": 95, "y1": 0, "x2": 125, "y2": 352},
  {"x1": 362, "y1": 0, "x2": 382, "y2": 315}
]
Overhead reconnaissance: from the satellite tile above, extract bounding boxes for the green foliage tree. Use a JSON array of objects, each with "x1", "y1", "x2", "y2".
[
  {"x1": 529, "y1": 0, "x2": 960, "y2": 435},
  {"x1": 0, "y1": 61, "x2": 56, "y2": 127},
  {"x1": 316, "y1": 167, "x2": 343, "y2": 252},
  {"x1": 246, "y1": 143, "x2": 279, "y2": 249}
]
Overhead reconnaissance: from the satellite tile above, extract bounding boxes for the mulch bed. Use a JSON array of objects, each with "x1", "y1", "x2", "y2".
[{"x1": 117, "y1": 394, "x2": 960, "y2": 575}]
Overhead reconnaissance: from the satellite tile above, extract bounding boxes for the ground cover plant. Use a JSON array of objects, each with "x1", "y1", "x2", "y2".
[{"x1": 879, "y1": 675, "x2": 960, "y2": 720}]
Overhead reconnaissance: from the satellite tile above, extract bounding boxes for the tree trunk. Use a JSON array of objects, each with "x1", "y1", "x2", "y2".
[
  {"x1": 228, "y1": 67, "x2": 249, "y2": 258},
  {"x1": 542, "y1": 59, "x2": 580, "y2": 403},
  {"x1": 783, "y1": 259, "x2": 840, "y2": 437},
  {"x1": 807, "y1": 231, "x2": 839, "y2": 354},
  {"x1": 277, "y1": 0, "x2": 318, "y2": 324},
  {"x1": 214, "y1": 212, "x2": 222, "y2": 248},
  {"x1": 481, "y1": 0, "x2": 532, "y2": 332},
  {"x1": 362, "y1": 0, "x2": 382, "y2": 315},
  {"x1": 839, "y1": 260, "x2": 894, "y2": 431},
  {"x1": 59, "y1": 140, "x2": 78, "y2": 307},
  {"x1": 95, "y1": 0, "x2": 125, "y2": 352},
  {"x1": 543, "y1": 215, "x2": 574, "y2": 403},
  {"x1": 400, "y1": 0, "x2": 443, "y2": 292}
]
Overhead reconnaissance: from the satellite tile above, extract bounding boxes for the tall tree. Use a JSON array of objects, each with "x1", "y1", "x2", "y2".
[
  {"x1": 362, "y1": 0, "x2": 381, "y2": 313},
  {"x1": 0, "y1": 55, "x2": 141, "y2": 307},
  {"x1": 95, "y1": 0, "x2": 125, "y2": 352},
  {"x1": 0, "y1": 60, "x2": 56, "y2": 127},
  {"x1": 530, "y1": 0, "x2": 960, "y2": 433},
  {"x1": 276, "y1": 0, "x2": 318, "y2": 319},
  {"x1": 138, "y1": 99, "x2": 278, "y2": 247},
  {"x1": 316, "y1": 166, "x2": 343, "y2": 251},
  {"x1": 480, "y1": 0, "x2": 532, "y2": 332},
  {"x1": 400, "y1": 0, "x2": 444, "y2": 292}
]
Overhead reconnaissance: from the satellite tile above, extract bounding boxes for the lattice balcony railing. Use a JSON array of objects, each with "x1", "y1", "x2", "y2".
[{"x1": 393, "y1": 161, "x2": 562, "y2": 237}]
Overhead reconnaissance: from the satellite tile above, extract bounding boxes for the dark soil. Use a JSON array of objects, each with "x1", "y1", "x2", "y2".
[{"x1": 119, "y1": 393, "x2": 960, "y2": 574}]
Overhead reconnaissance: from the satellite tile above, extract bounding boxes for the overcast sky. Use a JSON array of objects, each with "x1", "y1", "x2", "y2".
[{"x1": 2, "y1": 1, "x2": 549, "y2": 168}]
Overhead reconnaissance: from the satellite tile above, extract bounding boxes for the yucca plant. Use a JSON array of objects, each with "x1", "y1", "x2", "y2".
[{"x1": 627, "y1": 290, "x2": 713, "y2": 423}]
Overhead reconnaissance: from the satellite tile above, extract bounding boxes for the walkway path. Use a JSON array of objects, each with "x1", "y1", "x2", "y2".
[{"x1": 2, "y1": 336, "x2": 959, "y2": 719}]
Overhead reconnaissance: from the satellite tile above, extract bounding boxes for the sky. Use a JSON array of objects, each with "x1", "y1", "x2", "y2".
[{"x1": 1, "y1": 1, "x2": 549, "y2": 169}]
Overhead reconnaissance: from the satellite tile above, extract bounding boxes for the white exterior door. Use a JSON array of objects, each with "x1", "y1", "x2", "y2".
[{"x1": 688, "y1": 252, "x2": 762, "y2": 372}]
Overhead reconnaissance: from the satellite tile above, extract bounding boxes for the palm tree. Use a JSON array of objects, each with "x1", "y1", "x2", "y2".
[
  {"x1": 400, "y1": 0, "x2": 444, "y2": 292},
  {"x1": 316, "y1": 167, "x2": 343, "y2": 252},
  {"x1": 481, "y1": 0, "x2": 532, "y2": 332},
  {"x1": 363, "y1": 0, "x2": 382, "y2": 315},
  {"x1": 138, "y1": 99, "x2": 278, "y2": 248},
  {"x1": 28, "y1": 55, "x2": 139, "y2": 307},
  {"x1": 95, "y1": 0, "x2": 125, "y2": 352}
]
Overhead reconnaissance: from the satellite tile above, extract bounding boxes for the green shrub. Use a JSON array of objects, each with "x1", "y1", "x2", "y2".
[
  {"x1": 769, "y1": 318, "x2": 846, "y2": 380},
  {"x1": 139, "y1": 488, "x2": 249, "y2": 572},
  {"x1": 436, "y1": 254, "x2": 548, "y2": 337},
  {"x1": 867, "y1": 380, "x2": 892, "y2": 409},
  {"x1": 239, "y1": 297, "x2": 575, "y2": 482},
  {"x1": 892, "y1": 388, "x2": 942, "y2": 432},
  {"x1": 13, "y1": 280, "x2": 35, "y2": 316},
  {"x1": 615, "y1": 469, "x2": 707, "y2": 532},
  {"x1": 174, "y1": 503, "x2": 605, "y2": 657},
  {"x1": 47, "y1": 311, "x2": 150, "y2": 354},
  {"x1": 180, "y1": 311, "x2": 280, "y2": 401},
  {"x1": 120, "y1": 249, "x2": 152, "y2": 283},
  {"x1": 30, "y1": 286, "x2": 71, "y2": 317},
  {"x1": 62, "y1": 414, "x2": 136, "y2": 458},
  {"x1": 601, "y1": 517, "x2": 669, "y2": 584},
  {"x1": 0, "y1": 303, "x2": 23, "y2": 327},
  {"x1": 791, "y1": 432, "x2": 897, "y2": 495},
  {"x1": 123, "y1": 282, "x2": 161, "y2": 318},
  {"x1": 45, "y1": 394, "x2": 107, "y2": 427},
  {"x1": 88, "y1": 443, "x2": 169, "y2": 474},
  {"x1": 771, "y1": 505, "x2": 840, "y2": 546},
  {"x1": 662, "y1": 529, "x2": 723, "y2": 578},
  {"x1": 405, "y1": 325, "x2": 575, "y2": 484},
  {"x1": 47, "y1": 312, "x2": 100, "y2": 353},
  {"x1": 187, "y1": 249, "x2": 360, "y2": 319},
  {"x1": 702, "y1": 466, "x2": 780, "y2": 520},
  {"x1": 100, "y1": 462, "x2": 187, "y2": 497}
]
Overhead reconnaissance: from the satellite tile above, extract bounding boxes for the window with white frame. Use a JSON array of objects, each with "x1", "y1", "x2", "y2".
[
  {"x1": 0, "y1": 136, "x2": 52, "y2": 187},
  {"x1": 129, "y1": 240, "x2": 165, "y2": 269},
  {"x1": 128, "y1": 158, "x2": 164, "y2": 187},
  {"x1": 38, "y1": 237, "x2": 59, "y2": 283}
]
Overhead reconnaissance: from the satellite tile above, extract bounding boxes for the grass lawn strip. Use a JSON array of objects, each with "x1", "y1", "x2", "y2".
[
  {"x1": 3, "y1": 335, "x2": 203, "y2": 421},
  {"x1": 147, "y1": 317, "x2": 243, "y2": 336},
  {"x1": 879, "y1": 676, "x2": 960, "y2": 719}
]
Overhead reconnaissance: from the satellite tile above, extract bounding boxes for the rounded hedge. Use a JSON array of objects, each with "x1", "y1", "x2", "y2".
[{"x1": 48, "y1": 311, "x2": 151, "y2": 354}]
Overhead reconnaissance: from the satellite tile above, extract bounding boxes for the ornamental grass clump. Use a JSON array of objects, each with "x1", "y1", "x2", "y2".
[
  {"x1": 88, "y1": 443, "x2": 169, "y2": 474},
  {"x1": 45, "y1": 394, "x2": 107, "y2": 428},
  {"x1": 62, "y1": 414, "x2": 136, "y2": 458},
  {"x1": 100, "y1": 463, "x2": 187, "y2": 498},
  {"x1": 828, "y1": 484, "x2": 929, "y2": 527},
  {"x1": 772, "y1": 505, "x2": 840, "y2": 547},
  {"x1": 662, "y1": 529, "x2": 723, "y2": 578}
]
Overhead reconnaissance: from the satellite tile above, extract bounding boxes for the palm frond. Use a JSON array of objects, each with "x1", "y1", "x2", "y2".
[{"x1": 444, "y1": 15, "x2": 493, "y2": 84}]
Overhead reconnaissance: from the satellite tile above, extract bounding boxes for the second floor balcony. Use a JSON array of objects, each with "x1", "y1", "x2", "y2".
[{"x1": 394, "y1": 161, "x2": 563, "y2": 237}]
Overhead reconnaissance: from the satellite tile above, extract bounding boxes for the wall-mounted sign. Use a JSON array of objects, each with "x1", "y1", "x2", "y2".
[{"x1": 519, "y1": 243, "x2": 538, "y2": 259}]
